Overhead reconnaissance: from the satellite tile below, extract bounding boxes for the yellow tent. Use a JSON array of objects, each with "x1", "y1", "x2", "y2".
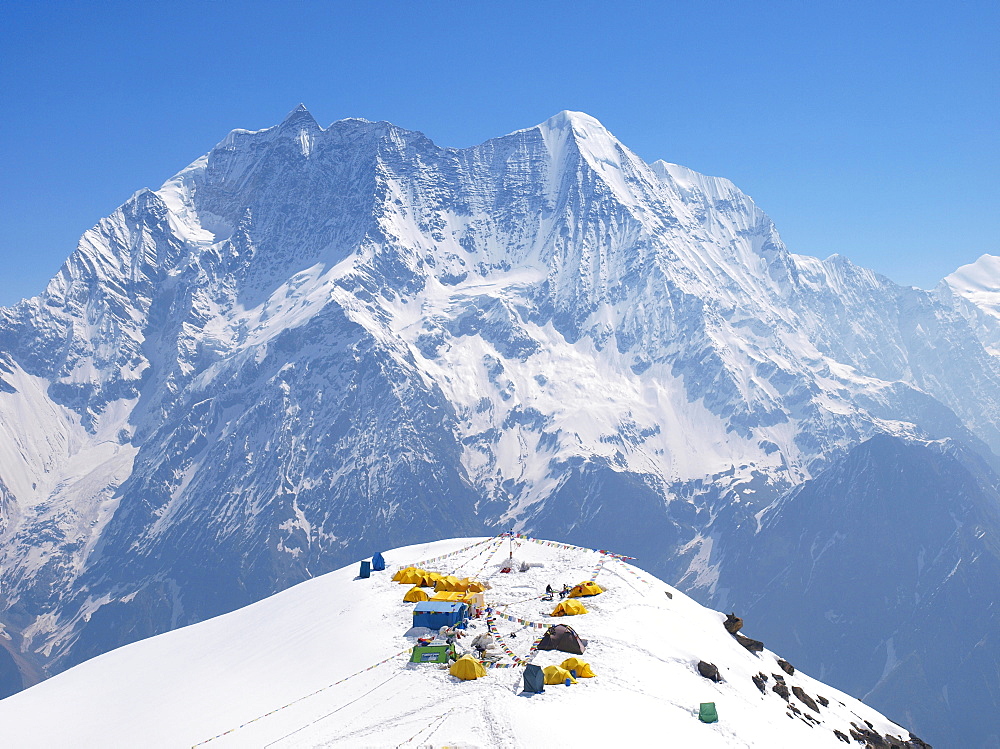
[
  {"x1": 419, "y1": 571, "x2": 443, "y2": 587},
  {"x1": 435, "y1": 575, "x2": 462, "y2": 592},
  {"x1": 551, "y1": 599, "x2": 588, "y2": 616},
  {"x1": 569, "y1": 580, "x2": 604, "y2": 598},
  {"x1": 449, "y1": 655, "x2": 487, "y2": 681},
  {"x1": 560, "y1": 657, "x2": 596, "y2": 677},
  {"x1": 391, "y1": 567, "x2": 409, "y2": 582},
  {"x1": 396, "y1": 568, "x2": 425, "y2": 585},
  {"x1": 465, "y1": 580, "x2": 488, "y2": 593},
  {"x1": 432, "y1": 591, "x2": 486, "y2": 609},
  {"x1": 403, "y1": 586, "x2": 430, "y2": 602},
  {"x1": 542, "y1": 665, "x2": 577, "y2": 685}
]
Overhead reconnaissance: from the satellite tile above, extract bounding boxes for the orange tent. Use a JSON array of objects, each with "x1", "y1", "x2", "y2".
[{"x1": 568, "y1": 580, "x2": 603, "y2": 598}]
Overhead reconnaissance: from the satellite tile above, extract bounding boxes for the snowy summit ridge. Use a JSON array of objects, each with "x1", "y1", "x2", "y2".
[
  {"x1": 1, "y1": 107, "x2": 1000, "y2": 745},
  {"x1": 0, "y1": 536, "x2": 932, "y2": 748}
]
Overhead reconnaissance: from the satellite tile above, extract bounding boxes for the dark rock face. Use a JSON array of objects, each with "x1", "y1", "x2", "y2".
[
  {"x1": 696, "y1": 660, "x2": 722, "y2": 682},
  {"x1": 724, "y1": 612, "x2": 743, "y2": 634},
  {"x1": 734, "y1": 633, "x2": 764, "y2": 653},
  {"x1": 772, "y1": 680, "x2": 790, "y2": 700},
  {"x1": 847, "y1": 721, "x2": 934, "y2": 749},
  {"x1": 777, "y1": 658, "x2": 794, "y2": 675},
  {"x1": 792, "y1": 685, "x2": 819, "y2": 712},
  {"x1": 752, "y1": 672, "x2": 768, "y2": 693}
]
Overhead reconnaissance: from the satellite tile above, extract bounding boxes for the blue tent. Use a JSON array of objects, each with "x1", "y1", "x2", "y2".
[
  {"x1": 523, "y1": 663, "x2": 545, "y2": 694},
  {"x1": 359, "y1": 560, "x2": 371, "y2": 579},
  {"x1": 371, "y1": 552, "x2": 386, "y2": 571},
  {"x1": 412, "y1": 601, "x2": 468, "y2": 630}
]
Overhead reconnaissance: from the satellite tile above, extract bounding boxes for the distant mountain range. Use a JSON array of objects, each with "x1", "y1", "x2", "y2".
[{"x1": 1, "y1": 107, "x2": 998, "y2": 745}]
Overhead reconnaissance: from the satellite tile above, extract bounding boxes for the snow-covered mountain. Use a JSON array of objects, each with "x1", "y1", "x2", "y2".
[
  {"x1": 0, "y1": 537, "x2": 932, "y2": 748},
  {"x1": 1, "y1": 107, "x2": 999, "y2": 745}
]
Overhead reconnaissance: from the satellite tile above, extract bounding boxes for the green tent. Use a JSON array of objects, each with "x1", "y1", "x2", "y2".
[
  {"x1": 409, "y1": 644, "x2": 456, "y2": 664},
  {"x1": 699, "y1": 702, "x2": 719, "y2": 723}
]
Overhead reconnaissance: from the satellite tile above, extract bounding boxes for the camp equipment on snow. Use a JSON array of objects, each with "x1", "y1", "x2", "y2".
[
  {"x1": 471, "y1": 633, "x2": 494, "y2": 655},
  {"x1": 699, "y1": 702, "x2": 719, "y2": 723},
  {"x1": 412, "y1": 601, "x2": 469, "y2": 630},
  {"x1": 371, "y1": 552, "x2": 386, "y2": 571},
  {"x1": 551, "y1": 599, "x2": 588, "y2": 617},
  {"x1": 359, "y1": 560, "x2": 371, "y2": 579},
  {"x1": 568, "y1": 580, "x2": 603, "y2": 598},
  {"x1": 537, "y1": 624, "x2": 587, "y2": 654},
  {"x1": 449, "y1": 655, "x2": 487, "y2": 680},
  {"x1": 522, "y1": 664, "x2": 545, "y2": 693},
  {"x1": 542, "y1": 665, "x2": 577, "y2": 685},
  {"x1": 559, "y1": 657, "x2": 595, "y2": 677},
  {"x1": 403, "y1": 586, "x2": 430, "y2": 602},
  {"x1": 409, "y1": 643, "x2": 456, "y2": 664}
]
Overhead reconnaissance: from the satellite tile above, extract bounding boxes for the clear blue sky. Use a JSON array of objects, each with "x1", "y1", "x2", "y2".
[{"x1": 1, "y1": 0, "x2": 997, "y2": 306}]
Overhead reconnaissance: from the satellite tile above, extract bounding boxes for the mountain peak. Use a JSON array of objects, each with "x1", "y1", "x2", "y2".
[
  {"x1": 540, "y1": 109, "x2": 607, "y2": 132},
  {"x1": 535, "y1": 111, "x2": 621, "y2": 149},
  {"x1": 278, "y1": 103, "x2": 320, "y2": 130}
]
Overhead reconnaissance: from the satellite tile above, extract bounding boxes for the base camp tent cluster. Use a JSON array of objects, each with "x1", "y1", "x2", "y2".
[
  {"x1": 363, "y1": 537, "x2": 719, "y2": 723},
  {"x1": 377, "y1": 539, "x2": 607, "y2": 692}
]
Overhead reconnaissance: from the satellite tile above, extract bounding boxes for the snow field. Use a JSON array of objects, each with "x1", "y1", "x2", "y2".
[{"x1": 0, "y1": 536, "x2": 911, "y2": 748}]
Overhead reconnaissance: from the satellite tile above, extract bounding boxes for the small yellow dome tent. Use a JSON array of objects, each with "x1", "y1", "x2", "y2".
[
  {"x1": 419, "y1": 571, "x2": 443, "y2": 587},
  {"x1": 391, "y1": 567, "x2": 411, "y2": 582},
  {"x1": 449, "y1": 655, "x2": 487, "y2": 681},
  {"x1": 403, "y1": 586, "x2": 430, "y2": 602},
  {"x1": 434, "y1": 575, "x2": 460, "y2": 592},
  {"x1": 465, "y1": 580, "x2": 488, "y2": 593},
  {"x1": 542, "y1": 665, "x2": 577, "y2": 685},
  {"x1": 396, "y1": 568, "x2": 425, "y2": 585},
  {"x1": 551, "y1": 599, "x2": 588, "y2": 616},
  {"x1": 568, "y1": 580, "x2": 603, "y2": 598},
  {"x1": 560, "y1": 657, "x2": 596, "y2": 677}
]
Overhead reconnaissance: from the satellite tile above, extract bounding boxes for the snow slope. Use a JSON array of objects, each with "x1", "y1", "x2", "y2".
[{"x1": 0, "y1": 536, "x2": 925, "y2": 748}]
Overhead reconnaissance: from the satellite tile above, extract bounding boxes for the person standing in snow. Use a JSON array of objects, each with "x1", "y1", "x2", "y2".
[{"x1": 471, "y1": 632, "x2": 494, "y2": 658}]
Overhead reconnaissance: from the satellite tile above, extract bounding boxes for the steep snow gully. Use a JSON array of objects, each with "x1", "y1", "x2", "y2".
[{"x1": 2, "y1": 108, "x2": 1000, "y2": 746}]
